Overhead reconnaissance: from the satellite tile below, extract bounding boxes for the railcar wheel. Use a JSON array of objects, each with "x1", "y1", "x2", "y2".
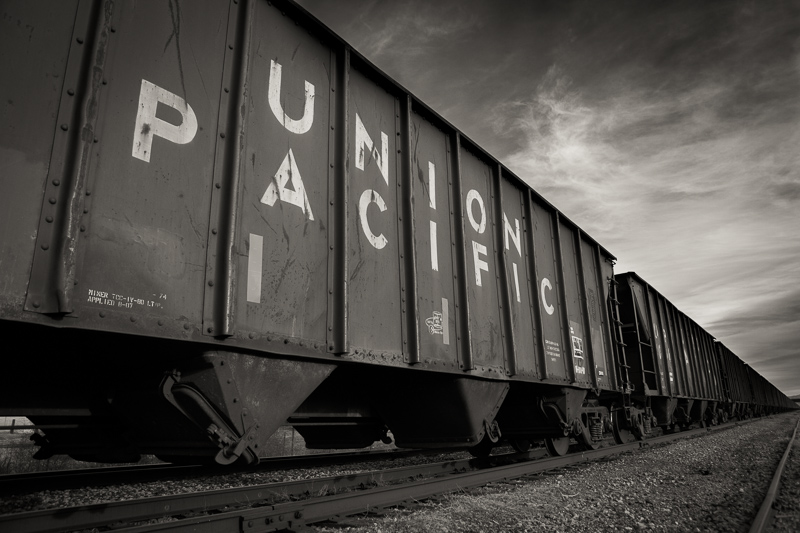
[
  {"x1": 544, "y1": 436, "x2": 570, "y2": 457},
  {"x1": 510, "y1": 438, "x2": 532, "y2": 453},
  {"x1": 611, "y1": 410, "x2": 636, "y2": 445}
]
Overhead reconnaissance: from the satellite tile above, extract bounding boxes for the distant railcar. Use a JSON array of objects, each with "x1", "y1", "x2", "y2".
[
  {"x1": 0, "y1": 0, "x2": 793, "y2": 465},
  {"x1": 613, "y1": 272, "x2": 794, "y2": 432}
]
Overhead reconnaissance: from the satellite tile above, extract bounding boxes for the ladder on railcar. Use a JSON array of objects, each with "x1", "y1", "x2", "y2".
[{"x1": 608, "y1": 277, "x2": 633, "y2": 410}]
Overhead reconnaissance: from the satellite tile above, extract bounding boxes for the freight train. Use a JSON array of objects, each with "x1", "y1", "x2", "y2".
[{"x1": 0, "y1": 0, "x2": 793, "y2": 465}]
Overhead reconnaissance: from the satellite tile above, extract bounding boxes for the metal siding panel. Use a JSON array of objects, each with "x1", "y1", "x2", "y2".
[
  {"x1": 693, "y1": 323, "x2": 710, "y2": 398},
  {"x1": 645, "y1": 286, "x2": 668, "y2": 394},
  {"x1": 662, "y1": 299, "x2": 685, "y2": 396},
  {"x1": 459, "y1": 148, "x2": 504, "y2": 370},
  {"x1": 579, "y1": 240, "x2": 609, "y2": 388},
  {"x1": 627, "y1": 279, "x2": 652, "y2": 393},
  {"x1": 655, "y1": 294, "x2": 676, "y2": 395},
  {"x1": 411, "y1": 112, "x2": 458, "y2": 367},
  {"x1": 695, "y1": 324, "x2": 712, "y2": 398},
  {"x1": 500, "y1": 179, "x2": 537, "y2": 377},
  {"x1": 729, "y1": 349, "x2": 743, "y2": 401},
  {"x1": 237, "y1": 3, "x2": 331, "y2": 345},
  {"x1": 705, "y1": 335, "x2": 722, "y2": 400},
  {"x1": 347, "y1": 67, "x2": 402, "y2": 354},
  {"x1": 531, "y1": 200, "x2": 568, "y2": 381},
  {"x1": 677, "y1": 314, "x2": 697, "y2": 397},
  {"x1": 0, "y1": 1, "x2": 79, "y2": 314},
  {"x1": 75, "y1": 1, "x2": 228, "y2": 328},
  {"x1": 558, "y1": 221, "x2": 591, "y2": 386},
  {"x1": 597, "y1": 250, "x2": 618, "y2": 390},
  {"x1": 686, "y1": 322, "x2": 703, "y2": 397}
]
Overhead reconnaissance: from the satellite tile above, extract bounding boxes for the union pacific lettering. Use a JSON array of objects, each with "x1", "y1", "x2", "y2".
[{"x1": 130, "y1": 76, "x2": 531, "y2": 315}]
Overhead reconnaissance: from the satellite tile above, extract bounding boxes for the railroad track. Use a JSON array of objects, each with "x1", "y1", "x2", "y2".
[
  {"x1": 0, "y1": 417, "x2": 765, "y2": 533},
  {"x1": 0, "y1": 448, "x2": 443, "y2": 497}
]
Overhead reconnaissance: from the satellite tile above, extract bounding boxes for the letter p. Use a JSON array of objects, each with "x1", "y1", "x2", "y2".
[{"x1": 132, "y1": 79, "x2": 198, "y2": 162}]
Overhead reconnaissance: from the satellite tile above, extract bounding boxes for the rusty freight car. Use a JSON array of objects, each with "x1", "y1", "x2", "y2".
[
  {"x1": 613, "y1": 272, "x2": 794, "y2": 435},
  {"x1": 0, "y1": 0, "x2": 793, "y2": 465}
]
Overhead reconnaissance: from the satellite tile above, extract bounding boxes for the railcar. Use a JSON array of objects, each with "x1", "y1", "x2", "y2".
[
  {"x1": 613, "y1": 272, "x2": 794, "y2": 433},
  {"x1": 0, "y1": 0, "x2": 793, "y2": 465}
]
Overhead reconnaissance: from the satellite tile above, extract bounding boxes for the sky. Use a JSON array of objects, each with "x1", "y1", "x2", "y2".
[{"x1": 296, "y1": 0, "x2": 800, "y2": 397}]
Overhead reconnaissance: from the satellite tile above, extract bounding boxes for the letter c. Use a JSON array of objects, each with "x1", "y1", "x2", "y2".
[
  {"x1": 541, "y1": 277, "x2": 555, "y2": 315},
  {"x1": 359, "y1": 189, "x2": 388, "y2": 249}
]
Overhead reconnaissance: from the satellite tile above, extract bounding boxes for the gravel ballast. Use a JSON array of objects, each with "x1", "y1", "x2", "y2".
[
  {"x1": 0, "y1": 450, "x2": 472, "y2": 515},
  {"x1": 314, "y1": 414, "x2": 800, "y2": 533}
]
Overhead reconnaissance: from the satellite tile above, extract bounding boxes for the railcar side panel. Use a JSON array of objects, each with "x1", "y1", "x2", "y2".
[
  {"x1": 80, "y1": 0, "x2": 228, "y2": 327},
  {"x1": 347, "y1": 66, "x2": 403, "y2": 355},
  {"x1": 657, "y1": 295, "x2": 682, "y2": 396},
  {"x1": 597, "y1": 247, "x2": 618, "y2": 390},
  {"x1": 237, "y1": 4, "x2": 332, "y2": 345},
  {"x1": 557, "y1": 220, "x2": 592, "y2": 386},
  {"x1": 579, "y1": 238, "x2": 610, "y2": 388},
  {"x1": 499, "y1": 179, "x2": 539, "y2": 378},
  {"x1": 411, "y1": 111, "x2": 459, "y2": 367},
  {"x1": 530, "y1": 200, "x2": 569, "y2": 382},
  {"x1": 645, "y1": 287, "x2": 670, "y2": 394},
  {"x1": 686, "y1": 322, "x2": 708, "y2": 398},
  {"x1": 0, "y1": 1, "x2": 77, "y2": 313},
  {"x1": 459, "y1": 148, "x2": 505, "y2": 372}
]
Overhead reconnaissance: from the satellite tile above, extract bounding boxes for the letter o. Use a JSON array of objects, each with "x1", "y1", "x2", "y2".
[{"x1": 466, "y1": 189, "x2": 486, "y2": 234}]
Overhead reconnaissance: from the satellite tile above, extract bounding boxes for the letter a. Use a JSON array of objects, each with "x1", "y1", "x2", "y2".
[{"x1": 261, "y1": 149, "x2": 314, "y2": 220}]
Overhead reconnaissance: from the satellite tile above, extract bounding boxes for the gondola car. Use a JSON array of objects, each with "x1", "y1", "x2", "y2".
[{"x1": 0, "y1": 0, "x2": 793, "y2": 465}]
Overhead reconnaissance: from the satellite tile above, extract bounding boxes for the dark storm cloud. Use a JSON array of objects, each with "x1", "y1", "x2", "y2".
[{"x1": 298, "y1": 0, "x2": 800, "y2": 395}]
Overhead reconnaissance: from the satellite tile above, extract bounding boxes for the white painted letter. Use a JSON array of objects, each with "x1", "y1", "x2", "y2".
[
  {"x1": 132, "y1": 79, "x2": 198, "y2": 162},
  {"x1": 472, "y1": 241, "x2": 489, "y2": 286},
  {"x1": 512, "y1": 262, "x2": 521, "y2": 303},
  {"x1": 466, "y1": 190, "x2": 486, "y2": 234},
  {"x1": 428, "y1": 161, "x2": 436, "y2": 209},
  {"x1": 247, "y1": 234, "x2": 263, "y2": 303},
  {"x1": 359, "y1": 189, "x2": 388, "y2": 249},
  {"x1": 261, "y1": 149, "x2": 315, "y2": 220},
  {"x1": 355, "y1": 114, "x2": 389, "y2": 184},
  {"x1": 268, "y1": 60, "x2": 315, "y2": 134},
  {"x1": 503, "y1": 213, "x2": 521, "y2": 256},
  {"x1": 541, "y1": 277, "x2": 555, "y2": 315},
  {"x1": 430, "y1": 220, "x2": 439, "y2": 271}
]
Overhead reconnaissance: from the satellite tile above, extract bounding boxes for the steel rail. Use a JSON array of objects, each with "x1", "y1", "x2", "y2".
[
  {"x1": 0, "y1": 449, "x2": 530, "y2": 533},
  {"x1": 113, "y1": 434, "x2": 702, "y2": 533},
  {"x1": 0, "y1": 447, "x2": 436, "y2": 496},
  {"x1": 749, "y1": 416, "x2": 800, "y2": 533}
]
